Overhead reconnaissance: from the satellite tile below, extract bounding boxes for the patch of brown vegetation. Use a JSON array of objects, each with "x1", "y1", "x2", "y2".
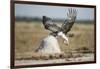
[{"x1": 15, "y1": 22, "x2": 94, "y2": 60}]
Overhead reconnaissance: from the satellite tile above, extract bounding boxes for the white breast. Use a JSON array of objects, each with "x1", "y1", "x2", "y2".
[{"x1": 37, "y1": 35, "x2": 62, "y2": 54}]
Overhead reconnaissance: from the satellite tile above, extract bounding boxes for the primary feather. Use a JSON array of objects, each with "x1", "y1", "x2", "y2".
[{"x1": 61, "y1": 8, "x2": 77, "y2": 34}]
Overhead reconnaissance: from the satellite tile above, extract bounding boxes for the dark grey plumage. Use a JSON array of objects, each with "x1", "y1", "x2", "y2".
[
  {"x1": 42, "y1": 8, "x2": 77, "y2": 36},
  {"x1": 61, "y1": 8, "x2": 77, "y2": 34},
  {"x1": 43, "y1": 16, "x2": 61, "y2": 33}
]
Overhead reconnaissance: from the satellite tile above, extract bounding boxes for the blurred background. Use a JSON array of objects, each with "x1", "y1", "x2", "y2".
[{"x1": 15, "y1": 4, "x2": 94, "y2": 22}]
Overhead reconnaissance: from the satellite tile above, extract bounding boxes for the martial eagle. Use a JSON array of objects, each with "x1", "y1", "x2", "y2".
[{"x1": 42, "y1": 9, "x2": 77, "y2": 45}]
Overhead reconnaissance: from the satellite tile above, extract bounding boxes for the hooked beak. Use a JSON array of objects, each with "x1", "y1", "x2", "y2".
[
  {"x1": 58, "y1": 32, "x2": 69, "y2": 46},
  {"x1": 64, "y1": 40, "x2": 69, "y2": 46}
]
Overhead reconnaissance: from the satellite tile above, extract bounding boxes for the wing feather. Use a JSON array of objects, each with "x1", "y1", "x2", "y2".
[
  {"x1": 42, "y1": 16, "x2": 61, "y2": 33},
  {"x1": 61, "y1": 8, "x2": 77, "y2": 34}
]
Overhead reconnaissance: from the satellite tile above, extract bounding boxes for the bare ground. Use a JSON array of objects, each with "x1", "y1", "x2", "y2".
[{"x1": 15, "y1": 53, "x2": 94, "y2": 66}]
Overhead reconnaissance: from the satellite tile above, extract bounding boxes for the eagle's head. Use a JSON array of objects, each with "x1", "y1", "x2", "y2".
[{"x1": 57, "y1": 32, "x2": 69, "y2": 46}]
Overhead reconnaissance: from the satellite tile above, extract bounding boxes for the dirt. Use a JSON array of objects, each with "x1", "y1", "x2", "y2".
[{"x1": 15, "y1": 53, "x2": 94, "y2": 66}]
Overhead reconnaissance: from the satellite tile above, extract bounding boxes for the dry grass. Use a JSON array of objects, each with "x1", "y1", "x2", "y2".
[{"x1": 15, "y1": 21, "x2": 95, "y2": 59}]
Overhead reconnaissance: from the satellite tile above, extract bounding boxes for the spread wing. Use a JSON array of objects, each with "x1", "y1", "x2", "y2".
[
  {"x1": 42, "y1": 16, "x2": 61, "y2": 33},
  {"x1": 61, "y1": 8, "x2": 77, "y2": 34}
]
